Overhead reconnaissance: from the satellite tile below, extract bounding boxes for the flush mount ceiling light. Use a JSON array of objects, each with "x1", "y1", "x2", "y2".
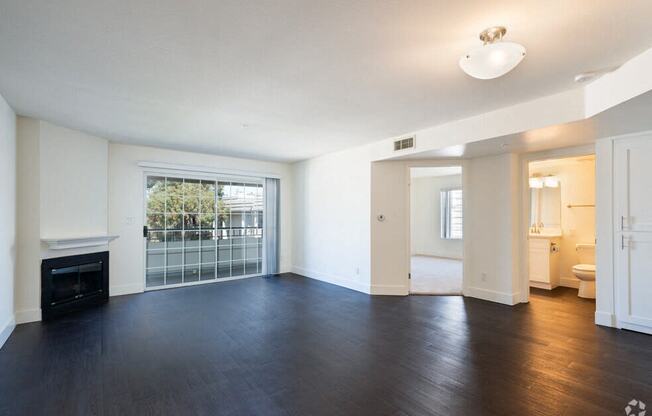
[{"x1": 459, "y1": 26, "x2": 526, "y2": 80}]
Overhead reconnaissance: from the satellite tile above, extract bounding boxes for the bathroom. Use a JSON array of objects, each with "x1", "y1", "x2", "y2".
[{"x1": 528, "y1": 154, "x2": 596, "y2": 300}]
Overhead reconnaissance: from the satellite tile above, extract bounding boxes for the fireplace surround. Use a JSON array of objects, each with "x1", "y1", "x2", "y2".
[{"x1": 41, "y1": 251, "x2": 109, "y2": 320}]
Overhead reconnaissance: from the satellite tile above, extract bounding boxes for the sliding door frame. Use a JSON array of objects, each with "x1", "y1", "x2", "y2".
[{"x1": 141, "y1": 168, "x2": 267, "y2": 291}]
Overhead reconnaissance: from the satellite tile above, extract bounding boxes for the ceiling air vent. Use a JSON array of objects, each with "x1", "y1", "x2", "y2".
[{"x1": 394, "y1": 136, "x2": 415, "y2": 151}]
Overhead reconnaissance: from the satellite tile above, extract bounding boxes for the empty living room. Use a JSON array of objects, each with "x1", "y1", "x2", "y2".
[{"x1": 1, "y1": 1, "x2": 652, "y2": 415}]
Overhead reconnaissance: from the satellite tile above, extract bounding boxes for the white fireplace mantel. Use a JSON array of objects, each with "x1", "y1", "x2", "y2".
[{"x1": 41, "y1": 235, "x2": 119, "y2": 250}]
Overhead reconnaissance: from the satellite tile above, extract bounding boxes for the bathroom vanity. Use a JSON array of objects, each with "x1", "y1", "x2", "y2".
[
  {"x1": 528, "y1": 180, "x2": 562, "y2": 290},
  {"x1": 529, "y1": 233, "x2": 561, "y2": 289}
]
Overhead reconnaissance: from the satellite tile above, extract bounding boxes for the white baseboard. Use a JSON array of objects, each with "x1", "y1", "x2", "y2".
[
  {"x1": 110, "y1": 283, "x2": 144, "y2": 297},
  {"x1": 529, "y1": 281, "x2": 555, "y2": 290},
  {"x1": 0, "y1": 315, "x2": 16, "y2": 350},
  {"x1": 465, "y1": 286, "x2": 520, "y2": 306},
  {"x1": 279, "y1": 263, "x2": 292, "y2": 274},
  {"x1": 413, "y1": 253, "x2": 463, "y2": 261},
  {"x1": 292, "y1": 266, "x2": 371, "y2": 294},
  {"x1": 560, "y1": 276, "x2": 580, "y2": 289},
  {"x1": 15, "y1": 308, "x2": 42, "y2": 324},
  {"x1": 370, "y1": 284, "x2": 409, "y2": 296},
  {"x1": 619, "y1": 321, "x2": 652, "y2": 335},
  {"x1": 595, "y1": 310, "x2": 616, "y2": 327}
]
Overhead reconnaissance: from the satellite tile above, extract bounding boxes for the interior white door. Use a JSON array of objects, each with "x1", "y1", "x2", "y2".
[{"x1": 614, "y1": 135, "x2": 652, "y2": 334}]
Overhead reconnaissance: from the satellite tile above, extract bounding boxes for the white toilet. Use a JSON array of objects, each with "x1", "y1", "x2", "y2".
[{"x1": 572, "y1": 244, "x2": 596, "y2": 299}]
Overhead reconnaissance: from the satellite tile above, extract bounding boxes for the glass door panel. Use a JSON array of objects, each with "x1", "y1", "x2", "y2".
[
  {"x1": 145, "y1": 175, "x2": 264, "y2": 289},
  {"x1": 146, "y1": 177, "x2": 166, "y2": 287}
]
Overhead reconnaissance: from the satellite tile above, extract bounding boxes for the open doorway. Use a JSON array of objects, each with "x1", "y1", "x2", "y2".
[
  {"x1": 526, "y1": 154, "x2": 596, "y2": 308},
  {"x1": 409, "y1": 166, "x2": 463, "y2": 295}
]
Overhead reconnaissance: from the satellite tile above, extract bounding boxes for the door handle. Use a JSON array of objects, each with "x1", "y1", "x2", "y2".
[
  {"x1": 621, "y1": 215, "x2": 633, "y2": 231},
  {"x1": 143, "y1": 225, "x2": 148, "y2": 238},
  {"x1": 621, "y1": 235, "x2": 628, "y2": 250}
]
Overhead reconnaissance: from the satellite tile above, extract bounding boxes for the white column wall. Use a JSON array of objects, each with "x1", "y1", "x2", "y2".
[
  {"x1": 370, "y1": 161, "x2": 410, "y2": 295},
  {"x1": 14, "y1": 117, "x2": 41, "y2": 324},
  {"x1": 0, "y1": 93, "x2": 16, "y2": 349},
  {"x1": 463, "y1": 153, "x2": 522, "y2": 305},
  {"x1": 595, "y1": 138, "x2": 616, "y2": 326}
]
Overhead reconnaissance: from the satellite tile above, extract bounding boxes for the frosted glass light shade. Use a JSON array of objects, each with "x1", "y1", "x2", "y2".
[
  {"x1": 529, "y1": 177, "x2": 544, "y2": 188},
  {"x1": 459, "y1": 42, "x2": 526, "y2": 80},
  {"x1": 543, "y1": 176, "x2": 559, "y2": 188}
]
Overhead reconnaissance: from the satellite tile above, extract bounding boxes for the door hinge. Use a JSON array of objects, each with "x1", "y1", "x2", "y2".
[{"x1": 408, "y1": 273, "x2": 411, "y2": 280}]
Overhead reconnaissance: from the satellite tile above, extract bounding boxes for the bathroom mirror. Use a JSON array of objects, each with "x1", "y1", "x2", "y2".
[{"x1": 530, "y1": 186, "x2": 561, "y2": 229}]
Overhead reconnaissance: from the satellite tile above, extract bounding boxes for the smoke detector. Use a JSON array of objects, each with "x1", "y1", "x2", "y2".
[{"x1": 574, "y1": 66, "x2": 619, "y2": 83}]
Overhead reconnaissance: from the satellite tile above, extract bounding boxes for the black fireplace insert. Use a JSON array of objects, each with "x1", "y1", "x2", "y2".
[{"x1": 41, "y1": 251, "x2": 109, "y2": 320}]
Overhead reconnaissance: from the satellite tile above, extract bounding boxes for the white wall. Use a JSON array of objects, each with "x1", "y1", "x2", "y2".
[
  {"x1": 370, "y1": 161, "x2": 410, "y2": 295},
  {"x1": 465, "y1": 154, "x2": 521, "y2": 305},
  {"x1": 15, "y1": 118, "x2": 40, "y2": 324},
  {"x1": 292, "y1": 151, "x2": 465, "y2": 297},
  {"x1": 595, "y1": 138, "x2": 616, "y2": 327},
  {"x1": 15, "y1": 118, "x2": 109, "y2": 323},
  {"x1": 0, "y1": 93, "x2": 16, "y2": 349},
  {"x1": 367, "y1": 155, "x2": 521, "y2": 303},
  {"x1": 292, "y1": 145, "x2": 373, "y2": 293},
  {"x1": 529, "y1": 157, "x2": 596, "y2": 287},
  {"x1": 410, "y1": 174, "x2": 463, "y2": 259},
  {"x1": 108, "y1": 143, "x2": 294, "y2": 296},
  {"x1": 293, "y1": 149, "x2": 522, "y2": 304},
  {"x1": 39, "y1": 122, "x2": 108, "y2": 243}
]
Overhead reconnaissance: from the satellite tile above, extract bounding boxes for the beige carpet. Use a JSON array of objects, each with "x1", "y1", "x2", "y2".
[{"x1": 410, "y1": 255, "x2": 463, "y2": 295}]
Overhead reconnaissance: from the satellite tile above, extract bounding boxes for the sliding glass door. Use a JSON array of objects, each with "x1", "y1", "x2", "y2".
[{"x1": 144, "y1": 174, "x2": 264, "y2": 289}]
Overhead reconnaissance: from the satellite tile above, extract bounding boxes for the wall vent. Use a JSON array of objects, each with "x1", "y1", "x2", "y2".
[{"x1": 393, "y1": 136, "x2": 415, "y2": 151}]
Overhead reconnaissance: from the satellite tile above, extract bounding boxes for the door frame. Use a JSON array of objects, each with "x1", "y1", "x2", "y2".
[
  {"x1": 518, "y1": 144, "x2": 595, "y2": 304},
  {"x1": 405, "y1": 160, "x2": 467, "y2": 295}
]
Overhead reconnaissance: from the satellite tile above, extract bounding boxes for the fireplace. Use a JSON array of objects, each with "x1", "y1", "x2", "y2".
[{"x1": 41, "y1": 251, "x2": 109, "y2": 320}]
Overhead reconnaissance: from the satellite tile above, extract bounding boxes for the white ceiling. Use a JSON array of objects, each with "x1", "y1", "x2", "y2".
[{"x1": 1, "y1": 1, "x2": 652, "y2": 162}]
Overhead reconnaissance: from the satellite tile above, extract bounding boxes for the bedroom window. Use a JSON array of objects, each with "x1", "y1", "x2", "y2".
[{"x1": 441, "y1": 188, "x2": 463, "y2": 240}]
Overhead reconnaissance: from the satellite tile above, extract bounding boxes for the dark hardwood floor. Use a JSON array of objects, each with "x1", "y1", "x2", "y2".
[{"x1": 1, "y1": 275, "x2": 650, "y2": 415}]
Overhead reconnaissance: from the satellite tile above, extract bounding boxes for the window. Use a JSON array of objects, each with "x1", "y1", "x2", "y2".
[
  {"x1": 145, "y1": 175, "x2": 263, "y2": 289},
  {"x1": 441, "y1": 188, "x2": 463, "y2": 240}
]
